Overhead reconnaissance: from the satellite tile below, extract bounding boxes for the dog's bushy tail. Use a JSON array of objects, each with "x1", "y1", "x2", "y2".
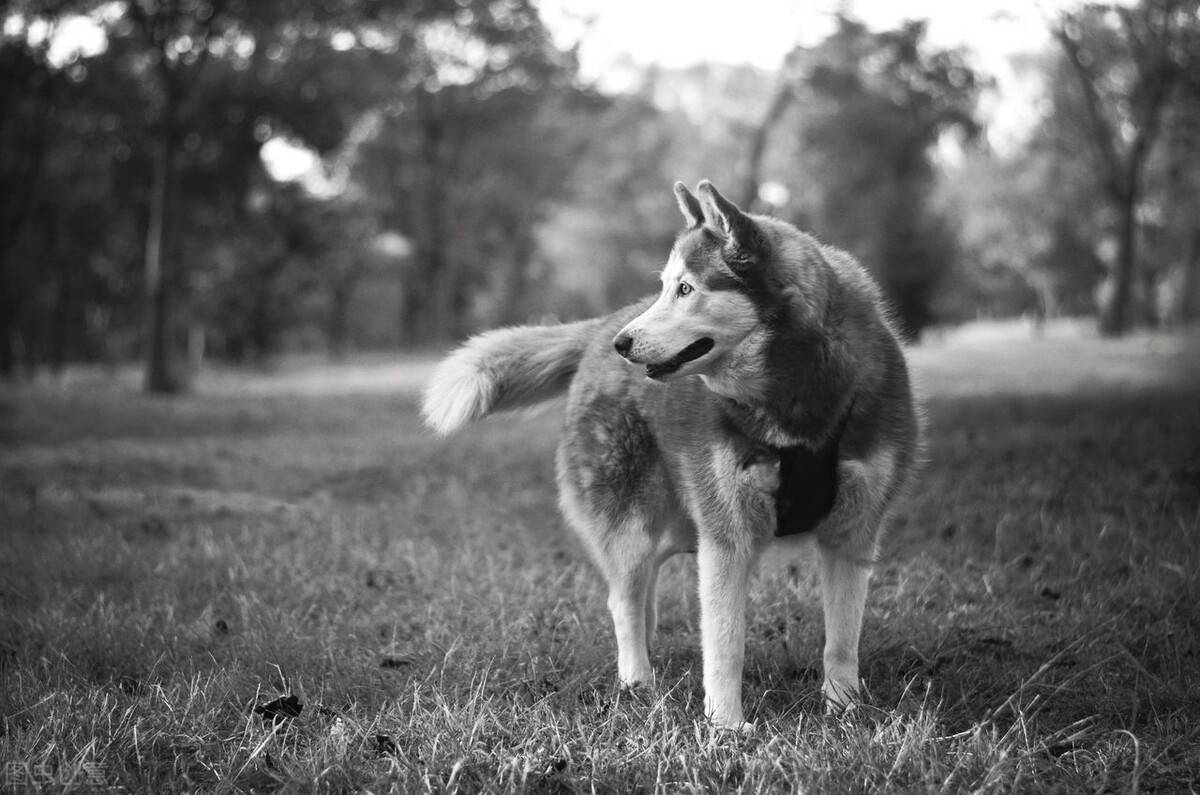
[{"x1": 421, "y1": 319, "x2": 601, "y2": 435}]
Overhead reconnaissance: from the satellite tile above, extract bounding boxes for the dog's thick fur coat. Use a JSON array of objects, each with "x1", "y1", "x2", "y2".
[{"x1": 423, "y1": 181, "x2": 920, "y2": 728}]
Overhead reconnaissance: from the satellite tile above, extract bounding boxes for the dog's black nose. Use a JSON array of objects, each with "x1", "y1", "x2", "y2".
[{"x1": 613, "y1": 333, "x2": 633, "y2": 357}]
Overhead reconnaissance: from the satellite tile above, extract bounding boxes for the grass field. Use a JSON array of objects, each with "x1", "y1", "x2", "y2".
[{"x1": 2, "y1": 324, "x2": 1199, "y2": 792}]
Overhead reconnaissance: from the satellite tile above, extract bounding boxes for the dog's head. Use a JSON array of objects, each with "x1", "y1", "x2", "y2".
[{"x1": 613, "y1": 180, "x2": 769, "y2": 381}]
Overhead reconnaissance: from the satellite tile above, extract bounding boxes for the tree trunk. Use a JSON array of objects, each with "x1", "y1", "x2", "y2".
[
  {"x1": 247, "y1": 255, "x2": 287, "y2": 365},
  {"x1": 1180, "y1": 228, "x2": 1200, "y2": 323},
  {"x1": 47, "y1": 203, "x2": 70, "y2": 374},
  {"x1": 399, "y1": 276, "x2": 424, "y2": 345},
  {"x1": 740, "y1": 83, "x2": 794, "y2": 210},
  {"x1": 424, "y1": 232, "x2": 456, "y2": 342},
  {"x1": 144, "y1": 132, "x2": 174, "y2": 393},
  {"x1": 497, "y1": 229, "x2": 536, "y2": 326},
  {"x1": 143, "y1": 127, "x2": 183, "y2": 393},
  {"x1": 0, "y1": 67, "x2": 53, "y2": 380},
  {"x1": 328, "y1": 281, "x2": 351, "y2": 360},
  {"x1": 411, "y1": 90, "x2": 458, "y2": 344},
  {"x1": 0, "y1": 250, "x2": 16, "y2": 378},
  {"x1": 1100, "y1": 192, "x2": 1138, "y2": 337},
  {"x1": 50, "y1": 268, "x2": 70, "y2": 375}
]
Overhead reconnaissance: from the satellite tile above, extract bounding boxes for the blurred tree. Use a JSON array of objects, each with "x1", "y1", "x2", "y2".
[
  {"x1": 741, "y1": 53, "x2": 805, "y2": 211},
  {"x1": 751, "y1": 17, "x2": 984, "y2": 339},
  {"x1": 1, "y1": 6, "x2": 153, "y2": 376},
  {"x1": 536, "y1": 63, "x2": 761, "y2": 321},
  {"x1": 32, "y1": 56, "x2": 151, "y2": 372},
  {"x1": 200, "y1": 182, "x2": 320, "y2": 363},
  {"x1": 1146, "y1": 64, "x2": 1200, "y2": 325},
  {"x1": 147, "y1": 2, "x2": 404, "y2": 365},
  {"x1": 0, "y1": 0, "x2": 607, "y2": 366},
  {"x1": 942, "y1": 117, "x2": 1107, "y2": 325},
  {"x1": 319, "y1": 197, "x2": 389, "y2": 360},
  {"x1": 2, "y1": 1, "x2": 483, "y2": 381},
  {"x1": 537, "y1": 91, "x2": 678, "y2": 317},
  {"x1": 119, "y1": 0, "x2": 415, "y2": 389},
  {"x1": 1051, "y1": 0, "x2": 1199, "y2": 335},
  {"x1": 0, "y1": 12, "x2": 60, "y2": 377},
  {"x1": 121, "y1": 0, "x2": 243, "y2": 392},
  {"x1": 353, "y1": 0, "x2": 590, "y2": 344}
]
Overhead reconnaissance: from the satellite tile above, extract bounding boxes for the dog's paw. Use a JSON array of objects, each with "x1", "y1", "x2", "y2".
[
  {"x1": 616, "y1": 656, "x2": 654, "y2": 691},
  {"x1": 708, "y1": 717, "x2": 756, "y2": 734},
  {"x1": 824, "y1": 698, "x2": 860, "y2": 719},
  {"x1": 822, "y1": 677, "x2": 861, "y2": 715},
  {"x1": 617, "y1": 672, "x2": 654, "y2": 693},
  {"x1": 705, "y1": 699, "x2": 754, "y2": 733}
]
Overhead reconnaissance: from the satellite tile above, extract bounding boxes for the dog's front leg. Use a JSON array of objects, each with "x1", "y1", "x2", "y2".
[{"x1": 697, "y1": 537, "x2": 756, "y2": 730}]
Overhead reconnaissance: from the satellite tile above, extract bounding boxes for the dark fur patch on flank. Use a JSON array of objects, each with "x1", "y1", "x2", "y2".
[{"x1": 566, "y1": 394, "x2": 659, "y2": 523}]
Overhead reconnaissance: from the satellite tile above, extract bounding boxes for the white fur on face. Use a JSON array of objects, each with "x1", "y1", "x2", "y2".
[
  {"x1": 660, "y1": 249, "x2": 686, "y2": 285},
  {"x1": 699, "y1": 327, "x2": 771, "y2": 403},
  {"x1": 617, "y1": 247, "x2": 759, "y2": 378}
]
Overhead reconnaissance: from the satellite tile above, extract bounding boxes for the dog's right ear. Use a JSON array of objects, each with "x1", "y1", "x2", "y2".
[
  {"x1": 673, "y1": 181, "x2": 704, "y2": 229},
  {"x1": 697, "y1": 180, "x2": 765, "y2": 267}
]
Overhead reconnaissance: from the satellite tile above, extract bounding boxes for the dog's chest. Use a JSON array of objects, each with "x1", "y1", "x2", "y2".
[
  {"x1": 773, "y1": 438, "x2": 841, "y2": 536},
  {"x1": 718, "y1": 397, "x2": 853, "y2": 537}
]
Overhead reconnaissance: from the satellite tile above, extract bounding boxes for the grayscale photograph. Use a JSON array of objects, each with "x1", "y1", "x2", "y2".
[{"x1": 2, "y1": 0, "x2": 1198, "y2": 790}]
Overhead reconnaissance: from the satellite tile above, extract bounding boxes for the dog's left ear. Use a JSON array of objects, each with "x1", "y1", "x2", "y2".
[
  {"x1": 697, "y1": 180, "x2": 765, "y2": 266},
  {"x1": 673, "y1": 182, "x2": 703, "y2": 228}
]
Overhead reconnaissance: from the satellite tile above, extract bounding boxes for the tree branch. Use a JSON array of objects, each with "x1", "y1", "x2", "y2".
[
  {"x1": 740, "y1": 81, "x2": 795, "y2": 208},
  {"x1": 1123, "y1": 0, "x2": 1180, "y2": 188},
  {"x1": 1052, "y1": 19, "x2": 1128, "y2": 198}
]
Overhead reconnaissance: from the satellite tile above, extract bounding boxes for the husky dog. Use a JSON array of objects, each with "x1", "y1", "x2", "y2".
[{"x1": 422, "y1": 180, "x2": 920, "y2": 729}]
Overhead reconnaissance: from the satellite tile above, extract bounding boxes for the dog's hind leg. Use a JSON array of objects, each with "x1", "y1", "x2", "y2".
[
  {"x1": 818, "y1": 545, "x2": 871, "y2": 710},
  {"x1": 643, "y1": 515, "x2": 689, "y2": 650},
  {"x1": 644, "y1": 559, "x2": 660, "y2": 650},
  {"x1": 602, "y1": 538, "x2": 658, "y2": 687}
]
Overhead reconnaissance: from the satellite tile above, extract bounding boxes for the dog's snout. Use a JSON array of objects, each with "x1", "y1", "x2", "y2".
[{"x1": 613, "y1": 333, "x2": 633, "y2": 357}]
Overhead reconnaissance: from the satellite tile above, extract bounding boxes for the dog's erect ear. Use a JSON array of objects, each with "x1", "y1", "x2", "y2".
[
  {"x1": 673, "y1": 182, "x2": 703, "y2": 228},
  {"x1": 697, "y1": 180, "x2": 765, "y2": 265}
]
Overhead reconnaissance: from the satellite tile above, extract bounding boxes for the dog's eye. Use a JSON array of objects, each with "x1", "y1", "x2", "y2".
[{"x1": 677, "y1": 282, "x2": 693, "y2": 297}]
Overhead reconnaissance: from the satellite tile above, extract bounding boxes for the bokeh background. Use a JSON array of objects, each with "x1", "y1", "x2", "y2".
[
  {"x1": 3, "y1": 0, "x2": 1198, "y2": 390},
  {"x1": 4, "y1": 3, "x2": 1200, "y2": 791}
]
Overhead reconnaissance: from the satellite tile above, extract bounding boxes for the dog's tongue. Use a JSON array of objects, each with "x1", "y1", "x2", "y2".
[{"x1": 645, "y1": 337, "x2": 715, "y2": 379}]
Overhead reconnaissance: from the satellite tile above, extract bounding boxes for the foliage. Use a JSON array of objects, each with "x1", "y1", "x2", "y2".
[
  {"x1": 351, "y1": 1, "x2": 598, "y2": 343},
  {"x1": 537, "y1": 74, "x2": 747, "y2": 320},
  {"x1": 4, "y1": 2, "x2": 1200, "y2": 378},
  {"x1": 940, "y1": 127, "x2": 1107, "y2": 322},
  {"x1": 0, "y1": 16, "x2": 150, "y2": 374},
  {"x1": 751, "y1": 17, "x2": 985, "y2": 339},
  {"x1": 1050, "y1": 0, "x2": 1200, "y2": 334}
]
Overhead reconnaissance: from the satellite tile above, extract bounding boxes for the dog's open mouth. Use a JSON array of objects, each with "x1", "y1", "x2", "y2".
[{"x1": 645, "y1": 337, "x2": 715, "y2": 379}]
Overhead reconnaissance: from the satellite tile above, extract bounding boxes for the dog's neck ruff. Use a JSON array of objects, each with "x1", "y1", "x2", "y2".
[
  {"x1": 719, "y1": 392, "x2": 857, "y2": 538},
  {"x1": 717, "y1": 387, "x2": 853, "y2": 451}
]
